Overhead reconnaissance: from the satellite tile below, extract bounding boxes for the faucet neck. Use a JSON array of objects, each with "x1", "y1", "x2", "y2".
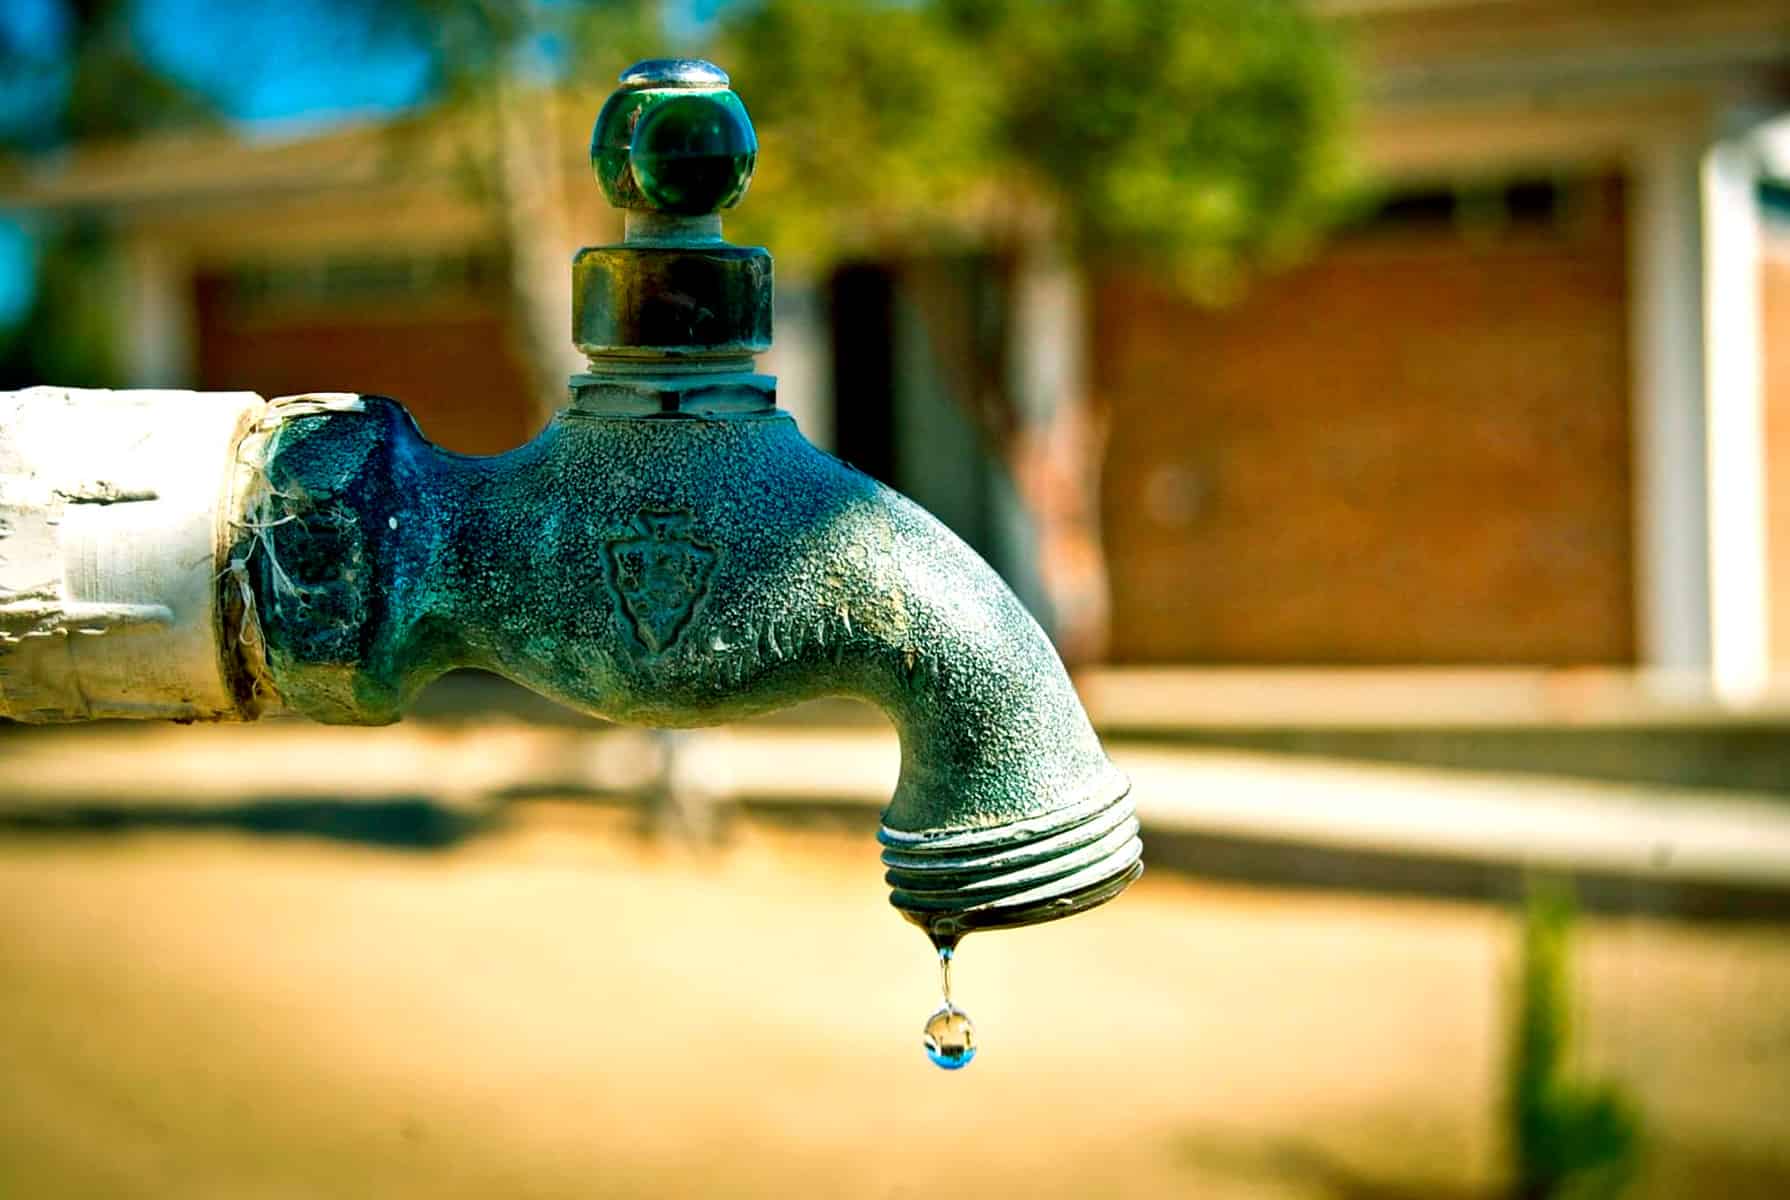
[
  {"x1": 567, "y1": 222, "x2": 774, "y2": 417},
  {"x1": 567, "y1": 362, "x2": 776, "y2": 418},
  {"x1": 622, "y1": 211, "x2": 724, "y2": 245},
  {"x1": 567, "y1": 222, "x2": 775, "y2": 415}
]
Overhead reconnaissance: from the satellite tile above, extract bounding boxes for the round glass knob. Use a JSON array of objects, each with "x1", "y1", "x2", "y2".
[
  {"x1": 591, "y1": 58, "x2": 757, "y2": 215},
  {"x1": 629, "y1": 92, "x2": 756, "y2": 215}
]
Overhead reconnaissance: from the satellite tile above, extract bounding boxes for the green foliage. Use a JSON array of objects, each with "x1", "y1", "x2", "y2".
[
  {"x1": 367, "y1": 0, "x2": 666, "y2": 109},
  {"x1": 0, "y1": 1, "x2": 217, "y2": 387},
  {"x1": 1506, "y1": 883, "x2": 1641, "y2": 1200},
  {"x1": 0, "y1": 220, "x2": 120, "y2": 391},
  {"x1": 0, "y1": 0, "x2": 219, "y2": 152},
  {"x1": 714, "y1": 0, "x2": 1001, "y2": 268},
  {"x1": 719, "y1": 0, "x2": 1351, "y2": 293}
]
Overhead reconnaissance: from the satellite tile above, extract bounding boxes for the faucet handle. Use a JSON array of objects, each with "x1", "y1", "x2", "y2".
[
  {"x1": 591, "y1": 58, "x2": 758, "y2": 216},
  {"x1": 573, "y1": 57, "x2": 771, "y2": 381}
]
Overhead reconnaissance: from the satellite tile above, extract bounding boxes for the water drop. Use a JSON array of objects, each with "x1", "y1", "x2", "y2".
[
  {"x1": 921, "y1": 942, "x2": 977, "y2": 1070},
  {"x1": 923, "y1": 1004, "x2": 977, "y2": 1070}
]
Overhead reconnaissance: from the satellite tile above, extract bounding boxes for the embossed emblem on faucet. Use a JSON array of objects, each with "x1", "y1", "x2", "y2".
[{"x1": 603, "y1": 510, "x2": 716, "y2": 654}]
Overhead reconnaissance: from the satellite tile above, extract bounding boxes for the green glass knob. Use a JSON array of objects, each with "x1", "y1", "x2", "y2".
[
  {"x1": 630, "y1": 91, "x2": 756, "y2": 214},
  {"x1": 591, "y1": 59, "x2": 757, "y2": 216}
]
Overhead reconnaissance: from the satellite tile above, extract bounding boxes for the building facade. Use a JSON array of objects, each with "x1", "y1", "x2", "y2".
[{"x1": 1103, "y1": 0, "x2": 1790, "y2": 696}]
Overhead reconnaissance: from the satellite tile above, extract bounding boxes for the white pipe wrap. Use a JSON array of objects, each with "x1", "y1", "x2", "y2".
[{"x1": 0, "y1": 386, "x2": 266, "y2": 722}]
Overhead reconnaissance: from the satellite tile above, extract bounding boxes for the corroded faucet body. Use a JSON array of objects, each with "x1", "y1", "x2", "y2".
[
  {"x1": 255, "y1": 394, "x2": 1137, "y2": 933},
  {"x1": 247, "y1": 59, "x2": 1140, "y2": 936}
]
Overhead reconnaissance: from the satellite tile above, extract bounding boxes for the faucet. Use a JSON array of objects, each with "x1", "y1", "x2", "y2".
[{"x1": 0, "y1": 59, "x2": 1141, "y2": 942}]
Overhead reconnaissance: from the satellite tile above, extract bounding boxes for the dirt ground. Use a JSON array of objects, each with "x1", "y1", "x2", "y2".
[{"x1": 0, "y1": 804, "x2": 1787, "y2": 1199}]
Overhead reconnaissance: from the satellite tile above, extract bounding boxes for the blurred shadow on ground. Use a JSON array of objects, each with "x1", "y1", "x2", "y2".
[
  {"x1": 1143, "y1": 826, "x2": 1790, "y2": 923},
  {"x1": 411, "y1": 671, "x2": 1790, "y2": 794},
  {"x1": 1176, "y1": 1130, "x2": 1492, "y2": 1200},
  {"x1": 1174, "y1": 1128, "x2": 1790, "y2": 1200},
  {"x1": 0, "y1": 797, "x2": 496, "y2": 849},
  {"x1": 1134, "y1": 726, "x2": 1790, "y2": 796},
  {"x1": 7, "y1": 792, "x2": 1790, "y2": 924},
  {"x1": 405, "y1": 669, "x2": 883, "y2": 729}
]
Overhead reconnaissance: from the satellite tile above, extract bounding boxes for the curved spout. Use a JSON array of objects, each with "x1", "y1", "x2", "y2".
[{"x1": 249, "y1": 396, "x2": 1139, "y2": 935}]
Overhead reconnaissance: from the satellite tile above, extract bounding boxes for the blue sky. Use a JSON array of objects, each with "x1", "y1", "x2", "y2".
[
  {"x1": 1, "y1": 0, "x2": 435, "y2": 322},
  {"x1": 0, "y1": 0, "x2": 728, "y2": 324},
  {"x1": 135, "y1": 0, "x2": 437, "y2": 129}
]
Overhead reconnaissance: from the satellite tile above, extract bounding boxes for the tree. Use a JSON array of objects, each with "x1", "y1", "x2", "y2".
[
  {"x1": 717, "y1": 0, "x2": 1350, "y2": 660},
  {"x1": 350, "y1": 0, "x2": 670, "y2": 422},
  {"x1": 0, "y1": 0, "x2": 218, "y2": 150}
]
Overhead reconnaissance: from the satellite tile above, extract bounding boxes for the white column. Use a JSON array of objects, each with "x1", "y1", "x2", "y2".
[
  {"x1": 1702, "y1": 135, "x2": 1769, "y2": 702},
  {"x1": 1628, "y1": 139, "x2": 1713, "y2": 680},
  {"x1": 119, "y1": 235, "x2": 196, "y2": 388},
  {"x1": 763, "y1": 282, "x2": 834, "y2": 451},
  {"x1": 1627, "y1": 126, "x2": 1771, "y2": 703}
]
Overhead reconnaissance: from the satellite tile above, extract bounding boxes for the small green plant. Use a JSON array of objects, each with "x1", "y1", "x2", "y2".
[{"x1": 1506, "y1": 882, "x2": 1642, "y2": 1200}]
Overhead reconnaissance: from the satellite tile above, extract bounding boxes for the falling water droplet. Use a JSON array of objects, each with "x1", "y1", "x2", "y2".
[
  {"x1": 923, "y1": 1004, "x2": 976, "y2": 1070},
  {"x1": 922, "y1": 942, "x2": 977, "y2": 1070}
]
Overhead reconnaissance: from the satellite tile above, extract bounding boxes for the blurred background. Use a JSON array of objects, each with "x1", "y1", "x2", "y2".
[{"x1": 4, "y1": 0, "x2": 1790, "y2": 1196}]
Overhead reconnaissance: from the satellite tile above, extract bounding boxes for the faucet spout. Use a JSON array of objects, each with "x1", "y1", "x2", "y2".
[{"x1": 249, "y1": 395, "x2": 1140, "y2": 936}]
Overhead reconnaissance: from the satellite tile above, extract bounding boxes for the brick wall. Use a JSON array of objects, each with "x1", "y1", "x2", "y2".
[
  {"x1": 194, "y1": 258, "x2": 537, "y2": 457},
  {"x1": 1095, "y1": 193, "x2": 1635, "y2": 665}
]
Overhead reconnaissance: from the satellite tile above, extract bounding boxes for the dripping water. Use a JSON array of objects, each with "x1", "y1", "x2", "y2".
[{"x1": 921, "y1": 929, "x2": 976, "y2": 1070}]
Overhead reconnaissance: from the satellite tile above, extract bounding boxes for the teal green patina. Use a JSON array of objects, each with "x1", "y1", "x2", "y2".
[{"x1": 246, "y1": 59, "x2": 1139, "y2": 938}]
